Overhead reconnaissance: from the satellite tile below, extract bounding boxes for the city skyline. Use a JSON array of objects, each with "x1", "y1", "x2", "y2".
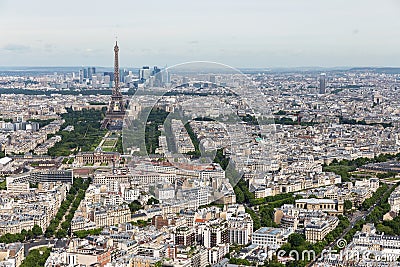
[
  {"x1": 1, "y1": 0, "x2": 400, "y2": 68},
  {"x1": 3, "y1": 1, "x2": 400, "y2": 266},
  {"x1": 2, "y1": 52, "x2": 400, "y2": 266}
]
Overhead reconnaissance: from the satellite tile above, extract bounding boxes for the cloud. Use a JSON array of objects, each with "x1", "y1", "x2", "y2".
[
  {"x1": 2, "y1": 44, "x2": 30, "y2": 52},
  {"x1": 44, "y1": 43, "x2": 55, "y2": 53}
]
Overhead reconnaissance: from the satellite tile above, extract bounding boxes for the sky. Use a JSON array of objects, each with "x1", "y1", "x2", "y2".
[{"x1": 0, "y1": 0, "x2": 400, "y2": 68}]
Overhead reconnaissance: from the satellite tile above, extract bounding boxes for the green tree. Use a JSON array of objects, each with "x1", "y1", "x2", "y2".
[
  {"x1": 288, "y1": 233, "x2": 306, "y2": 247},
  {"x1": 344, "y1": 200, "x2": 353, "y2": 210},
  {"x1": 147, "y1": 197, "x2": 159, "y2": 205},
  {"x1": 56, "y1": 229, "x2": 67, "y2": 238},
  {"x1": 129, "y1": 200, "x2": 143, "y2": 212},
  {"x1": 73, "y1": 228, "x2": 103, "y2": 238},
  {"x1": 0, "y1": 180, "x2": 6, "y2": 190},
  {"x1": 32, "y1": 224, "x2": 43, "y2": 237},
  {"x1": 229, "y1": 258, "x2": 253, "y2": 266},
  {"x1": 21, "y1": 247, "x2": 51, "y2": 267},
  {"x1": 376, "y1": 224, "x2": 395, "y2": 235},
  {"x1": 234, "y1": 186, "x2": 245, "y2": 203},
  {"x1": 26, "y1": 230, "x2": 34, "y2": 240}
]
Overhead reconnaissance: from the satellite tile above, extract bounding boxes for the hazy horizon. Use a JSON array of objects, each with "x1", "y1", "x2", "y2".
[{"x1": 0, "y1": 65, "x2": 399, "y2": 70}]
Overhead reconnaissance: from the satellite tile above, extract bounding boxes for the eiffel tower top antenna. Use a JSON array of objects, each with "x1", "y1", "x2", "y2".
[{"x1": 113, "y1": 37, "x2": 120, "y2": 95}]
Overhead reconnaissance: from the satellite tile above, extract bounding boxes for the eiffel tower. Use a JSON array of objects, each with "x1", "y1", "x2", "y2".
[{"x1": 102, "y1": 41, "x2": 126, "y2": 130}]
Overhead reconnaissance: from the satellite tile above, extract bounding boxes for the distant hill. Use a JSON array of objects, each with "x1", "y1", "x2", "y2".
[
  {"x1": 0, "y1": 66, "x2": 139, "y2": 76},
  {"x1": 349, "y1": 67, "x2": 400, "y2": 74}
]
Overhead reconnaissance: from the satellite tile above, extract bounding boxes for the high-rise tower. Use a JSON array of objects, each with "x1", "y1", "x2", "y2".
[
  {"x1": 102, "y1": 41, "x2": 126, "y2": 130},
  {"x1": 113, "y1": 41, "x2": 120, "y2": 96},
  {"x1": 319, "y1": 73, "x2": 326, "y2": 94}
]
